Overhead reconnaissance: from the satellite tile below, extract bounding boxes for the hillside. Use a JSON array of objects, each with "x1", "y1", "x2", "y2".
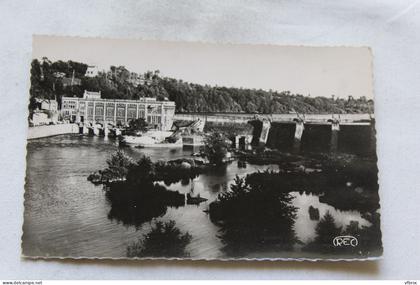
[{"x1": 29, "y1": 58, "x2": 374, "y2": 114}]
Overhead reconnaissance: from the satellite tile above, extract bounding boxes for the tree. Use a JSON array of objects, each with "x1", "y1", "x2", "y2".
[
  {"x1": 202, "y1": 132, "x2": 229, "y2": 166},
  {"x1": 127, "y1": 118, "x2": 148, "y2": 134},
  {"x1": 209, "y1": 174, "x2": 298, "y2": 255},
  {"x1": 304, "y1": 211, "x2": 342, "y2": 253},
  {"x1": 126, "y1": 155, "x2": 155, "y2": 187},
  {"x1": 101, "y1": 150, "x2": 135, "y2": 182},
  {"x1": 127, "y1": 220, "x2": 192, "y2": 258},
  {"x1": 28, "y1": 58, "x2": 374, "y2": 115}
]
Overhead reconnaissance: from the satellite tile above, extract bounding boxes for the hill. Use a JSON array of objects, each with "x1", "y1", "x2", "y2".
[{"x1": 29, "y1": 58, "x2": 374, "y2": 114}]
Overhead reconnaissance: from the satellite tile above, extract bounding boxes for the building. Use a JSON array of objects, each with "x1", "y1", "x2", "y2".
[
  {"x1": 61, "y1": 90, "x2": 176, "y2": 130},
  {"x1": 85, "y1": 66, "x2": 99, "y2": 77},
  {"x1": 31, "y1": 112, "x2": 50, "y2": 126},
  {"x1": 35, "y1": 98, "x2": 58, "y2": 112}
]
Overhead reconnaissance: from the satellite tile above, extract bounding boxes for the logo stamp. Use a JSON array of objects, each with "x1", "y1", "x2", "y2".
[{"x1": 333, "y1": 235, "x2": 358, "y2": 247}]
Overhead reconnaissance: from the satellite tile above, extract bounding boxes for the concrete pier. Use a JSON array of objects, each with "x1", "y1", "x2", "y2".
[
  {"x1": 232, "y1": 134, "x2": 253, "y2": 150},
  {"x1": 330, "y1": 119, "x2": 340, "y2": 153},
  {"x1": 259, "y1": 119, "x2": 271, "y2": 146},
  {"x1": 293, "y1": 120, "x2": 305, "y2": 153}
]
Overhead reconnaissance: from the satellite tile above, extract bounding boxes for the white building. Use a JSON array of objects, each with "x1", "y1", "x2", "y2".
[
  {"x1": 85, "y1": 66, "x2": 99, "y2": 77},
  {"x1": 31, "y1": 112, "x2": 50, "y2": 126},
  {"x1": 61, "y1": 91, "x2": 176, "y2": 131},
  {"x1": 35, "y1": 98, "x2": 58, "y2": 111}
]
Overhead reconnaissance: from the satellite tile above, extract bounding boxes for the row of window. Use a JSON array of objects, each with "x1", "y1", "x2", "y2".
[
  {"x1": 63, "y1": 101, "x2": 162, "y2": 111},
  {"x1": 62, "y1": 101, "x2": 77, "y2": 109},
  {"x1": 147, "y1": 115, "x2": 161, "y2": 124}
]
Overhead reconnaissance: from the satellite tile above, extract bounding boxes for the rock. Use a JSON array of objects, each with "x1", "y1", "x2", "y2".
[
  {"x1": 187, "y1": 193, "x2": 208, "y2": 205},
  {"x1": 308, "y1": 205, "x2": 320, "y2": 220},
  {"x1": 180, "y1": 162, "x2": 192, "y2": 169},
  {"x1": 355, "y1": 187, "x2": 364, "y2": 194}
]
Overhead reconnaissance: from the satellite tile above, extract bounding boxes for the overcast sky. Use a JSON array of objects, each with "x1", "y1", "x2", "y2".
[{"x1": 33, "y1": 35, "x2": 374, "y2": 99}]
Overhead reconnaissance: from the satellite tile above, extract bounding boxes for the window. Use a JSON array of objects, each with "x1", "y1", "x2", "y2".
[
  {"x1": 117, "y1": 107, "x2": 125, "y2": 118},
  {"x1": 106, "y1": 107, "x2": 114, "y2": 117},
  {"x1": 95, "y1": 107, "x2": 104, "y2": 116},
  {"x1": 127, "y1": 108, "x2": 136, "y2": 118}
]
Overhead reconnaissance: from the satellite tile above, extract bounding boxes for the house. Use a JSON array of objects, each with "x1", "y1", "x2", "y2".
[
  {"x1": 85, "y1": 66, "x2": 99, "y2": 77},
  {"x1": 35, "y1": 99, "x2": 58, "y2": 112}
]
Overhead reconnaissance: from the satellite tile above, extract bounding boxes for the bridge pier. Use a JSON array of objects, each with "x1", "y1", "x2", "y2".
[
  {"x1": 78, "y1": 122, "x2": 84, "y2": 134},
  {"x1": 259, "y1": 119, "x2": 271, "y2": 146},
  {"x1": 370, "y1": 118, "x2": 376, "y2": 155},
  {"x1": 330, "y1": 119, "x2": 340, "y2": 153},
  {"x1": 232, "y1": 135, "x2": 253, "y2": 150},
  {"x1": 104, "y1": 124, "x2": 110, "y2": 137},
  {"x1": 93, "y1": 125, "x2": 100, "y2": 136},
  {"x1": 293, "y1": 120, "x2": 305, "y2": 153},
  {"x1": 87, "y1": 123, "x2": 100, "y2": 136},
  {"x1": 98, "y1": 123, "x2": 110, "y2": 137},
  {"x1": 231, "y1": 135, "x2": 252, "y2": 150}
]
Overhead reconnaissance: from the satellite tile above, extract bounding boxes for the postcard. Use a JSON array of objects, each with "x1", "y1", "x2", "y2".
[{"x1": 22, "y1": 36, "x2": 381, "y2": 260}]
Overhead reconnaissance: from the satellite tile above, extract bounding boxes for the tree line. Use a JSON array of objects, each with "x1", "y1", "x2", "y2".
[{"x1": 29, "y1": 58, "x2": 374, "y2": 114}]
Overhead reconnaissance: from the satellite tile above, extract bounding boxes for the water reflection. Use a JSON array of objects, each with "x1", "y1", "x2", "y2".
[
  {"x1": 23, "y1": 134, "x2": 380, "y2": 259},
  {"x1": 292, "y1": 192, "x2": 371, "y2": 244}
]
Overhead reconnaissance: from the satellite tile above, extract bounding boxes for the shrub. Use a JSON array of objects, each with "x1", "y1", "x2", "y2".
[{"x1": 127, "y1": 220, "x2": 192, "y2": 258}]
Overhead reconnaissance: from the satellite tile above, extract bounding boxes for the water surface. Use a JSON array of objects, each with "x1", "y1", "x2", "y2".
[{"x1": 23, "y1": 134, "x2": 369, "y2": 258}]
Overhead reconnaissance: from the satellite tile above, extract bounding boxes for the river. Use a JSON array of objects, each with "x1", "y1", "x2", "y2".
[{"x1": 22, "y1": 134, "x2": 370, "y2": 259}]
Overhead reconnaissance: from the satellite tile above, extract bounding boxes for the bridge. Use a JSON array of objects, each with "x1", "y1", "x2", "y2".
[{"x1": 173, "y1": 113, "x2": 373, "y2": 126}]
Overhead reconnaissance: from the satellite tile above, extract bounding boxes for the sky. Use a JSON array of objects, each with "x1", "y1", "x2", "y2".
[{"x1": 33, "y1": 35, "x2": 374, "y2": 99}]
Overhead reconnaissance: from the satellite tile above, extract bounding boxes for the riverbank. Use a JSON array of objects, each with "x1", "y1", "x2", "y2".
[{"x1": 27, "y1": 123, "x2": 79, "y2": 139}]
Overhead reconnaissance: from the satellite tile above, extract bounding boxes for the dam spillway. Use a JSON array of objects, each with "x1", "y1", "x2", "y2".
[{"x1": 263, "y1": 122, "x2": 376, "y2": 156}]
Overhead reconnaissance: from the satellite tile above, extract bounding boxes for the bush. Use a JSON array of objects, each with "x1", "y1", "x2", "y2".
[
  {"x1": 304, "y1": 211, "x2": 342, "y2": 254},
  {"x1": 127, "y1": 220, "x2": 192, "y2": 258},
  {"x1": 202, "y1": 132, "x2": 229, "y2": 166},
  {"x1": 209, "y1": 175, "x2": 297, "y2": 256}
]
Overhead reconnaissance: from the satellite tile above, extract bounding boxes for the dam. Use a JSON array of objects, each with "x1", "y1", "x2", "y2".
[{"x1": 175, "y1": 112, "x2": 375, "y2": 156}]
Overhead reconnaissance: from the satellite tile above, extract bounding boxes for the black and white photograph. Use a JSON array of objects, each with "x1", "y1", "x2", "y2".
[{"x1": 22, "y1": 36, "x2": 382, "y2": 260}]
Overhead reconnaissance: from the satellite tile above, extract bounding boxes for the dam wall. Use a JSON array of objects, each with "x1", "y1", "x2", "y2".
[
  {"x1": 27, "y1": 124, "x2": 79, "y2": 140},
  {"x1": 264, "y1": 122, "x2": 376, "y2": 156}
]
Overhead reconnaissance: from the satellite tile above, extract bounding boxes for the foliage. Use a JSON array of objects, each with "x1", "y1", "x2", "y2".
[
  {"x1": 127, "y1": 220, "x2": 192, "y2": 258},
  {"x1": 209, "y1": 175, "x2": 298, "y2": 256},
  {"x1": 240, "y1": 156, "x2": 380, "y2": 212},
  {"x1": 342, "y1": 212, "x2": 383, "y2": 256},
  {"x1": 29, "y1": 58, "x2": 88, "y2": 112},
  {"x1": 202, "y1": 132, "x2": 229, "y2": 165},
  {"x1": 125, "y1": 156, "x2": 156, "y2": 187},
  {"x1": 315, "y1": 212, "x2": 342, "y2": 249},
  {"x1": 161, "y1": 78, "x2": 374, "y2": 114},
  {"x1": 101, "y1": 150, "x2": 135, "y2": 182},
  {"x1": 106, "y1": 182, "x2": 185, "y2": 227},
  {"x1": 304, "y1": 211, "x2": 342, "y2": 254},
  {"x1": 29, "y1": 58, "x2": 374, "y2": 115},
  {"x1": 126, "y1": 118, "x2": 149, "y2": 135},
  {"x1": 304, "y1": 211, "x2": 383, "y2": 257},
  {"x1": 93, "y1": 153, "x2": 207, "y2": 227}
]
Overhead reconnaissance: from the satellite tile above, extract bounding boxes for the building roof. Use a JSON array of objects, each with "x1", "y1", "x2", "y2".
[
  {"x1": 35, "y1": 98, "x2": 57, "y2": 104},
  {"x1": 83, "y1": 90, "x2": 101, "y2": 99},
  {"x1": 62, "y1": 94, "x2": 175, "y2": 106}
]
